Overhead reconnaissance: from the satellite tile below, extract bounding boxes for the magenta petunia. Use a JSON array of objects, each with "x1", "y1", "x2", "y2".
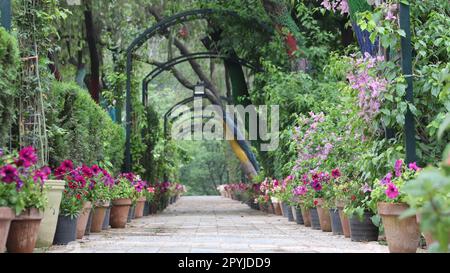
[
  {"x1": 331, "y1": 168, "x2": 341, "y2": 178},
  {"x1": 0, "y1": 165, "x2": 18, "y2": 183},
  {"x1": 61, "y1": 159, "x2": 74, "y2": 171},
  {"x1": 380, "y1": 172, "x2": 393, "y2": 185},
  {"x1": 385, "y1": 183, "x2": 399, "y2": 199},
  {"x1": 394, "y1": 159, "x2": 403, "y2": 177},
  {"x1": 408, "y1": 162, "x2": 421, "y2": 172},
  {"x1": 18, "y1": 146, "x2": 38, "y2": 168}
]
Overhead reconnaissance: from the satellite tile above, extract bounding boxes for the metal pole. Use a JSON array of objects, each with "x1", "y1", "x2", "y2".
[
  {"x1": 0, "y1": 0, "x2": 11, "y2": 31},
  {"x1": 124, "y1": 52, "x2": 133, "y2": 172},
  {"x1": 400, "y1": 3, "x2": 417, "y2": 164}
]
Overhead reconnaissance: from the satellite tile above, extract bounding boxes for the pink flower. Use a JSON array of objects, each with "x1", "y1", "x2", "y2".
[
  {"x1": 61, "y1": 160, "x2": 74, "y2": 171},
  {"x1": 361, "y1": 183, "x2": 372, "y2": 193},
  {"x1": 311, "y1": 181, "x2": 322, "y2": 192},
  {"x1": 147, "y1": 187, "x2": 155, "y2": 193},
  {"x1": 385, "y1": 183, "x2": 399, "y2": 199},
  {"x1": 0, "y1": 165, "x2": 18, "y2": 183},
  {"x1": 408, "y1": 162, "x2": 421, "y2": 172},
  {"x1": 293, "y1": 186, "x2": 308, "y2": 196},
  {"x1": 33, "y1": 166, "x2": 51, "y2": 184},
  {"x1": 380, "y1": 172, "x2": 392, "y2": 185},
  {"x1": 81, "y1": 165, "x2": 93, "y2": 178},
  {"x1": 17, "y1": 146, "x2": 38, "y2": 168},
  {"x1": 331, "y1": 168, "x2": 341, "y2": 178},
  {"x1": 91, "y1": 165, "x2": 101, "y2": 175},
  {"x1": 394, "y1": 159, "x2": 403, "y2": 177}
]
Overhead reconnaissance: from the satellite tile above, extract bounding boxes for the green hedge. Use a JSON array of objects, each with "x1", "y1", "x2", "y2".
[
  {"x1": 0, "y1": 27, "x2": 20, "y2": 147},
  {"x1": 46, "y1": 81, "x2": 125, "y2": 174}
]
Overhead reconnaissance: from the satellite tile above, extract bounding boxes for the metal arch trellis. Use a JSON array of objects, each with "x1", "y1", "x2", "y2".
[
  {"x1": 125, "y1": 8, "x2": 274, "y2": 172},
  {"x1": 142, "y1": 52, "x2": 260, "y2": 107}
]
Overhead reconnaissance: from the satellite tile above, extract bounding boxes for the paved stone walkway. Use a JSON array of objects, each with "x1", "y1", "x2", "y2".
[{"x1": 45, "y1": 196, "x2": 389, "y2": 253}]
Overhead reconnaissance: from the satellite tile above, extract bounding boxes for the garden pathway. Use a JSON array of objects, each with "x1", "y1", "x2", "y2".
[{"x1": 44, "y1": 196, "x2": 389, "y2": 253}]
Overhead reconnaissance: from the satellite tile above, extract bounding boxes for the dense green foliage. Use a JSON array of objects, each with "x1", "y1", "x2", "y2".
[{"x1": 46, "y1": 81, "x2": 124, "y2": 173}]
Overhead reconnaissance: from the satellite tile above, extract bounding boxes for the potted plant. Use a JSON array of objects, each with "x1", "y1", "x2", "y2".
[
  {"x1": 280, "y1": 176, "x2": 295, "y2": 222},
  {"x1": 129, "y1": 176, "x2": 146, "y2": 221},
  {"x1": 334, "y1": 181, "x2": 352, "y2": 238},
  {"x1": 2, "y1": 147, "x2": 48, "y2": 253},
  {"x1": 343, "y1": 181, "x2": 379, "y2": 242},
  {"x1": 370, "y1": 159, "x2": 421, "y2": 253},
  {"x1": 1, "y1": 148, "x2": 45, "y2": 253},
  {"x1": 292, "y1": 181, "x2": 311, "y2": 227},
  {"x1": 109, "y1": 173, "x2": 134, "y2": 228},
  {"x1": 53, "y1": 163, "x2": 86, "y2": 245},
  {"x1": 323, "y1": 168, "x2": 344, "y2": 235},
  {"x1": 88, "y1": 165, "x2": 114, "y2": 233},
  {"x1": 402, "y1": 151, "x2": 450, "y2": 252},
  {"x1": 142, "y1": 185, "x2": 155, "y2": 217},
  {"x1": 36, "y1": 173, "x2": 65, "y2": 248}
]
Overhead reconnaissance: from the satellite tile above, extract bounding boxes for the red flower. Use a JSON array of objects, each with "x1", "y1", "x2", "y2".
[
  {"x1": 76, "y1": 194, "x2": 81, "y2": 200},
  {"x1": 331, "y1": 168, "x2": 341, "y2": 178},
  {"x1": 313, "y1": 200, "x2": 319, "y2": 206},
  {"x1": 284, "y1": 32, "x2": 298, "y2": 57},
  {"x1": 351, "y1": 195, "x2": 356, "y2": 201}
]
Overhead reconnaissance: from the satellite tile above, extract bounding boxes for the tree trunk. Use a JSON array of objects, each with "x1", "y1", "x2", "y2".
[{"x1": 84, "y1": 6, "x2": 101, "y2": 103}]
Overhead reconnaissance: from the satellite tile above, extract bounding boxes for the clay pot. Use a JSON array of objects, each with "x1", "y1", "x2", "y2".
[
  {"x1": 273, "y1": 202, "x2": 283, "y2": 216},
  {"x1": 134, "y1": 197, "x2": 146, "y2": 219},
  {"x1": 6, "y1": 208, "x2": 43, "y2": 253},
  {"x1": 53, "y1": 215, "x2": 78, "y2": 245},
  {"x1": 110, "y1": 198, "x2": 132, "y2": 228},
  {"x1": 300, "y1": 206, "x2": 311, "y2": 227},
  {"x1": 315, "y1": 199, "x2": 332, "y2": 232},
  {"x1": 329, "y1": 208, "x2": 344, "y2": 235},
  {"x1": 76, "y1": 201, "x2": 92, "y2": 239},
  {"x1": 309, "y1": 208, "x2": 321, "y2": 230},
  {"x1": 84, "y1": 210, "x2": 93, "y2": 235},
  {"x1": 349, "y1": 211, "x2": 379, "y2": 242},
  {"x1": 378, "y1": 202, "x2": 420, "y2": 253},
  {"x1": 36, "y1": 180, "x2": 65, "y2": 248},
  {"x1": 279, "y1": 202, "x2": 285, "y2": 216},
  {"x1": 336, "y1": 200, "x2": 351, "y2": 238},
  {"x1": 0, "y1": 207, "x2": 15, "y2": 253},
  {"x1": 90, "y1": 201, "x2": 110, "y2": 233},
  {"x1": 102, "y1": 206, "x2": 111, "y2": 230}
]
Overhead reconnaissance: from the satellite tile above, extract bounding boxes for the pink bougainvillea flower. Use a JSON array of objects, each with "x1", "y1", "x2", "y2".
[
  {"x1": 0, "y1": 165, "x2": 18, "y2": 183},
  {"x1": 394, "y1": 159, "x2": 403, "y2": 177},
  {"x1": 408, "y1": 162, "x2": 421, "y2": 172},
  {"x1": 331, "y1": 168, "x2": 341, "y2": 178},
  {"x1": 385, "y1": 183, "x2": 399, "y2": 199},
  {"x1": 17, "y1": 146, "x2": 38, "y2": 168},
  {"x1": 380, "y1": 172, "x2": 393, "y2": 185}
]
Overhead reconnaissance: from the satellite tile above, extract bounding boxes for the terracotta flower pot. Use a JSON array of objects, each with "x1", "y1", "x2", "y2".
[
  {"x1": 300, "y1": 206, "x2": 311, "y2": 227},
  {"x1": 36, "y1": 180, "x2": 65, "y2": 248},
  {"x1": 378, "y1": 202, "x2": 420, "y2": 253},
  {"x1": 6, "y1": 208, "x2": 43, "y2": 253},
  {"x1": 84, "y1": 210, "x2": 93, "y2": 235},
  {"x1": 134, "y1": 197, "x2": 146, "y2": 219},
  {"x1": 0, "y1": 207, "x2": 15, "y2": 253},
  {"x1": 76, "y1": 201, "x2": 92, "y2": 239},
  {"x1": 336, "y1": 200, "x2": 351, "y2": 238},
  {"x1": 349, "y1": 211, "x2": 379, "y2": 242},
  {"x1": 272, "y1": 200, "x2": 282, "y2": 216},
  {"x1": 110, "y1": 198, "x2": 132, "y2": 228},
  {"x1": 53, "y1": 215, "x2": 78, "y2": 245},
  {"x1": 315, "y1": 199, "x2": 331, "y2": 232},
  {"x1": 90, "y1": 201, "x2": 110, "y2": 233}
]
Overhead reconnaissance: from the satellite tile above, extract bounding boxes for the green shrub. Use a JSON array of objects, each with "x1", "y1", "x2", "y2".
[
  {"x1": 0, "y1": 27, "x2": 20, "y2": 147},
  {"x1": 46, "y1": 81, "x2": 125, "y2": 174}
]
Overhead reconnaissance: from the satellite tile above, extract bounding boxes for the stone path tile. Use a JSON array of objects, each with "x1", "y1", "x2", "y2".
[{"x1": 45, "y1": 196, "x2": 389, "y2": 253}]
